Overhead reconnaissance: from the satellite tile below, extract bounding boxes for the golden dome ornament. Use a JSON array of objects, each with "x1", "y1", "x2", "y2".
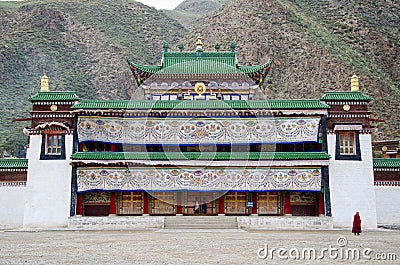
[{"x1": 194, "y1": 82, "x2": 206, "y2": 95}]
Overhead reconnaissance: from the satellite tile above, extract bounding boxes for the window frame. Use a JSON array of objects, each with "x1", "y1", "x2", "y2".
[
  {"x1": 40, "y1": 133, "x2": 66, "y2": 160},
  {"x1": 335, "y1": 131, "x2": 361, "y2": 161}
]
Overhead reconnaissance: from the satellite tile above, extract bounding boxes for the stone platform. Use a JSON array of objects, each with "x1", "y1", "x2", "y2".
[{"x1": 68, "y1": 216, "x2": 333, "y2": 230}]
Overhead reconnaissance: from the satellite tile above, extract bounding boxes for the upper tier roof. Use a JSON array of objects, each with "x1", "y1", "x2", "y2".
[
  {"x1": 320, "y1": 91, "x2": 372, "y2": 102},
  {"x1": 128, "y1": 41, "x2": 273, "y2": 86},
  {"x1": 28, "y1": 91, "x2": 79, "y2": 102},
  {"x1": 72, "y1": 99, "x2": 329, "y2": 110}
]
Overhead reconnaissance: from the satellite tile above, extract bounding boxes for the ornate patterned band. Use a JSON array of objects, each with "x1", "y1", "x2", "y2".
[
  {"x1": 77, "y1": 167, "x2": 322, "y2": 192},
  {"x1": 77, "y1": 116, "x2": 320, "y2": 145}
]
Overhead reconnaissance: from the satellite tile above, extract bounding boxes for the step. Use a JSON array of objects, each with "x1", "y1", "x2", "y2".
[{"x1": 164, "y1": 216, "x2": 238, "y2": 229}]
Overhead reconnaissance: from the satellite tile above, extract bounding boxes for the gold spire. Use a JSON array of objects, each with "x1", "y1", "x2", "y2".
[
  {"x1": 41, "y1": 74, "x2": 49, "y2": 92},
  {"x1": 196, "y1": 36, "x2": 203, "y2": 51},
  {"x1": 351, "y1": 74, "x2": 359, "y2": 92}
]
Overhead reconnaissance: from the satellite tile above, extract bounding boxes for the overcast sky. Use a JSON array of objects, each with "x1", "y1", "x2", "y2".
[{"x1": 135, "y1": 0, "x2": 183, "y2": 10}]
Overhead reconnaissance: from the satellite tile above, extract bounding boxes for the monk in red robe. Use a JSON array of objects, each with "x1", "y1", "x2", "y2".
[{"x1": 352, "y1": 212, "x2": 362, "y2": 235}]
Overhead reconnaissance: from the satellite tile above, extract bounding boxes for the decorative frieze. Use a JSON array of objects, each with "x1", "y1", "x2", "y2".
[
  {"x1": 374, "y1": 181, "x2": 400, "y2": 186},
  {"x1": 0, "y1": 181, "x2": 26, "y2": 187},
  {"x1": 77, "y1": 167, "x2": 322, "y2": 192},
  {"x1": 77, "y1": 116, "x2": 321, "y2": 145}
]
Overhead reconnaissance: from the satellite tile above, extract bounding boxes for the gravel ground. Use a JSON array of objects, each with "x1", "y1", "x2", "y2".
[{"x1": 0, "y1": 229, "x2": 399, "y2": 264}]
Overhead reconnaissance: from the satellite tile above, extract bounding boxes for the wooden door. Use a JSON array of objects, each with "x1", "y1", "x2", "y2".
[
  {"x1": 258, "y1": 192, "x2": 281, "y2": 215},
  {"x1": 118, "y1": 192, "x2": 142, "y2": 215},
  {"x1": 150, "y1": 192, "x2": 176, "y2": 215},
  {"x1": 225, "y1": 192, "x2": 247, "y2": 215}
]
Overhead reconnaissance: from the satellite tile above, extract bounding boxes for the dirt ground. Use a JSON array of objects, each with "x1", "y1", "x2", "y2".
[{"x1": 0, "y1": 228, "x2": 399, "y2": 264}]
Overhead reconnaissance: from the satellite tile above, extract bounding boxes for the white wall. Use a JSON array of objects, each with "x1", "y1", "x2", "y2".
[
  {"x1": 375, "y1": 186, "x2": 400, "y2": 224},
  {"x1": 328, "y1": 133, "x2": 377, "y2": 229},
  {"x1": 23, "y1": 134, "x2": 73, "y2": 228},
  {"x1": 0, "y1": 186, "x2": 26, "y2": 227}
]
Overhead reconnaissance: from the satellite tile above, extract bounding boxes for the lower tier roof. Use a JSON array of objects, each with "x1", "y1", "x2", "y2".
[{"x1": 71, "y1": 152, "x2": 331, "y2": 161}]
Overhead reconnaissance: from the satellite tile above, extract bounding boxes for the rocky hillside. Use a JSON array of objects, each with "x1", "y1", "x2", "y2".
[
  {"x1": 163, "y1": 0, "x2": 229, "y2": 28},
  {"x1": 0, "y1": 0, "x2": 185, "y2": 156},
  {"x1": 179, "y1": 0, "x2": 399, "y2": 140}
]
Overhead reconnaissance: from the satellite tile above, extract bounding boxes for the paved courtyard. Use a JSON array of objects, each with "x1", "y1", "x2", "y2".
[{"x1": 0, "y1": 228, "x2": 399, "y2": 264}]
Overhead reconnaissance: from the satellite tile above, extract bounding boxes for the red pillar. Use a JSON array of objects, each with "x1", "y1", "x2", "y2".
[
  {"x1": 318, "y1": 192, "x2": 325, "y2": 216},
  {"x1": 109, "y1": 192, "x2": 117, "y2": 215},
  {"x1": 251, "y1": 192, "x2": 258, "y2": 215},
  {"x1": 218, "y1": 195, "x2": 225, "y2": 215},
  {"x1": 76, "y1": 193, "x2": 83, "y2": 216},
  {"x1": 177, "y1": 192, "x2": 182, "y2": 215},
  {"x1": 143, "y1": 192, "x2": 149, "y2": 215},
  {"x1": 284, "y1": 192, "x2": 292, "y2": 215},
  {"x1": 111, "y1": 144, "x2": 117, "y2": 152}
]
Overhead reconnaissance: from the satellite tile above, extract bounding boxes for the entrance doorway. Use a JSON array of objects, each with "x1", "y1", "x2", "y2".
[
  {"x1": 183, "y1": 192, "x2": 220, "y2": 215},
  {"x1": 117, "y1": 192, "x2": 142, "y2": 215},
  {"x1": 258, "y1": 192, "x2": 282, "y2": 215}
]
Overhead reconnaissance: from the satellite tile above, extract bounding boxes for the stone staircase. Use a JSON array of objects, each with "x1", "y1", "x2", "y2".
[{"x1": 164, "y1": 216, "x2": 238, "y2": 230}]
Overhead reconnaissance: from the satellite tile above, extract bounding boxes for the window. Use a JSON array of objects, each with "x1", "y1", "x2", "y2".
[
  {"x1": 335, "y1": 131, "x2": 361, "y2": 161},
  {"x1": 339, "y1": 132, "x2": 355, "y2": 155},
  {"x1": 40, "y1": 133, "x2": 65, "y2": 160},
  {"x1": 46, "y1": 134, "x2": 62, "y2": 155}
]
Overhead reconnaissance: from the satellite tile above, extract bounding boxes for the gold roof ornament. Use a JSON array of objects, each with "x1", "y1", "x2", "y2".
[
  {"x1": 351, "y1": 74, "x2": 359, "y2": 92},
  {"x1": 41, "y1": 74, "x2": 49, "y2": 92},
  {"x1": 196, "y1": 36, "x2": 203, "y2": 51}
]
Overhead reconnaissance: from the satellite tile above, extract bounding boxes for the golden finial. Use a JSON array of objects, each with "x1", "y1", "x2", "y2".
[
  {"x1": 41, "y1": 74, "x2": 49, "y2": 92},
  {"x1": 351, "y1": 74, "x2": 359, "y2": 92},
  {"x1": 196, "y1": 36, "x2": 203, "y2": 51}
]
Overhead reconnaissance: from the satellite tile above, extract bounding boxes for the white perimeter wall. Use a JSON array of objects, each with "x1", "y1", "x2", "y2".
[
  {"x1": 23, "y1": 134, "x2": 73, "y2": 228},
  {"x1": 328, "y1": 134, "x2": 377, "y2": 228},
  {"x1": 0, "y1": 186, "x2": 26, "y2": 227},
  {"x1": 375, "y1": 186, "x2": 400, "y2": 225}
]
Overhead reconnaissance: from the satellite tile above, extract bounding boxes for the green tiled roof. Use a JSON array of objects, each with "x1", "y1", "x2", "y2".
[
  {"x1": 0, "y1": 159, "x2": 28, "y2": 169},
  {"x1": 71, "y1": 152, "x2": 330, "y2": 161},
  {"x1": 72, "y1": 100, "x2": 329, "y2": 110},
  {"x1": 163, "y1": 51, "x2": 237, "y2": 68},
  {"x1": 373, "y1": 158, "x2": 400, "y2": 169},
  {"x1": 320, "y1": 92, "x2": 372, "y2": 102},
  {"x1": 160, "y1": 60, "x2": 241, "y2": 74},
  {"x1": 28, "y1": 91, "x2": 79, "y2": 102},
  {"x1": 128, "y1": 51, "x2": 272, "y2": 75}
]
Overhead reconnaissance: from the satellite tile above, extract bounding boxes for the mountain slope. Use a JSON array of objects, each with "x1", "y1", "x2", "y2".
[
  {"x1": 163, "y1": 0, "x2": 229, "y2": 28},
  {"x1": 179, "y1": 0, "x2": 399, "y2": 140},
  {"x1": 0, "y1": 0, "x2": 185, "y2": 156}
]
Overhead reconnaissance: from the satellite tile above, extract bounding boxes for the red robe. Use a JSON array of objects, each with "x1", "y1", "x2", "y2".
[{"x1": 352, "y1": 214, "x2": 362, "y2": 234}]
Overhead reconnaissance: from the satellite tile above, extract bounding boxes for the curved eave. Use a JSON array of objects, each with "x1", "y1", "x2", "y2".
[{"x1": 238, "y1": 58, "x2": 274, "y2": 74}]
